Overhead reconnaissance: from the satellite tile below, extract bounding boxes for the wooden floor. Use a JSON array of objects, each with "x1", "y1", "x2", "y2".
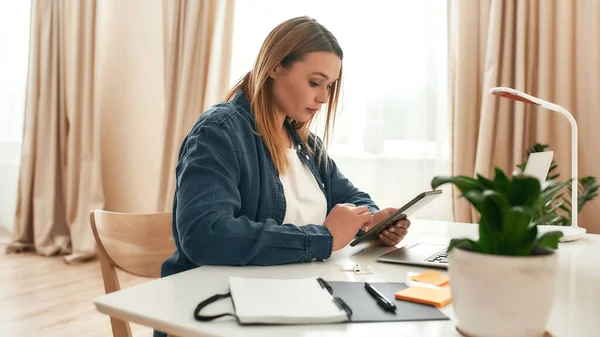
[{"x1": 0, "y1": 244, "x2": 154, "y2": 337}]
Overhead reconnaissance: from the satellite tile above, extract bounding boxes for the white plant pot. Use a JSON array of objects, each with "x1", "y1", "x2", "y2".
[{"x1": 449, "y1": 245, "x2": 559, "y2": 337}]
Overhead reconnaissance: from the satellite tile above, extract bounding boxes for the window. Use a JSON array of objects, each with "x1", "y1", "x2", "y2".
[
  {"x1": 229, "y1": 0, "x2": 452, "y2": 220},
  {"x1": 0, "y1": 1, "x2": 31, "y2": 236},
  {"x1": 0, "y1": 1, "x2": 30, "y2": 160}
]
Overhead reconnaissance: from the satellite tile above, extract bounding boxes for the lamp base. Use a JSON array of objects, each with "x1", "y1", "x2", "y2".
[{"x1": 537, "y1": 225, "x2": 586, "y2": 242}]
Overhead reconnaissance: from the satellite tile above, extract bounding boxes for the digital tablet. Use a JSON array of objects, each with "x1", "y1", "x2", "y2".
[{"x1": 349, "y1": 190, "x2": 443, "y2": 247}]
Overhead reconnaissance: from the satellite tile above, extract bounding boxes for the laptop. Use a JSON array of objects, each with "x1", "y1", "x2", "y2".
[{"x1": 376, "y1": 151, "x2": 554, "y2": 269}]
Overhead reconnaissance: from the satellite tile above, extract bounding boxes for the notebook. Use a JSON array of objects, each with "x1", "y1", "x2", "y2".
[
  {"x1": 193, "y1": 276, "x2": 449, "y2": 325},
  {"x1": 229, "y1": 277, "x2": 350, "y2": 324}
]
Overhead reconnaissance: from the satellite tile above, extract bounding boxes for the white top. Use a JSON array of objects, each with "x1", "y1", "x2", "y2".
[{"x1": 279, "y1": 148, "x2": 327, "y2": 226}]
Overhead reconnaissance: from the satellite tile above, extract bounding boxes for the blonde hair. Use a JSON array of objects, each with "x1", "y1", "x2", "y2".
[{"x1": 225, "y1": 16, "x2": 343, "y2": 174}]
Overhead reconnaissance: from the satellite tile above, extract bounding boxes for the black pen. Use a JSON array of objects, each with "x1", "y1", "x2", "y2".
[{"x1": 364, "y1": 282, "x2": 396, "y2": 312}]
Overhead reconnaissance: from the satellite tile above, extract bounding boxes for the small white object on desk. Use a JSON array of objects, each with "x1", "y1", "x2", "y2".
[{"x1": 341, "y1": 264, "x2": 374, "y2": 274}]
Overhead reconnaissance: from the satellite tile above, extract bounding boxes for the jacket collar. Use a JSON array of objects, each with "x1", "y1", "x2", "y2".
[{"x1": 232, "y1": 89, "x2": 252, "y2": 117}]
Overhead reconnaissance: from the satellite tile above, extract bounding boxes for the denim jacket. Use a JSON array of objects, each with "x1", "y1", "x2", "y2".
[{"x1": 160, "y1": 89, "x2": 378, "y2": 278}]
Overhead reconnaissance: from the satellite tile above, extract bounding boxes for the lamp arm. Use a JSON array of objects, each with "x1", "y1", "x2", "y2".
[
  {"x1": 516, "y1": 91, "x2": 579, "y2": 228},
  {"x1": 554, "y1": 106, "x2": 579, "y2": 229}
]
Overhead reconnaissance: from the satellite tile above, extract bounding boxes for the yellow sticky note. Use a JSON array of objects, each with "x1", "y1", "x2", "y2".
[
  {"x1": 409, "y1": 270, "x2": 449, "y2": 286},
  {"x1": 395, "y1": 287, "x2": 452, "y2": 308}
]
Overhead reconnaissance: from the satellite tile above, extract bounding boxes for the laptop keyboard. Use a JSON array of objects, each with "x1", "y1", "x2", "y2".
[{"x1": 426, "y1": 249, "x2": 449, "y2": 264}]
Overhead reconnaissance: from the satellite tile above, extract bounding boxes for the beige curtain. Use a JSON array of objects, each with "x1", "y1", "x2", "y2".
[
  {"x1": 156, "y1": 0, "x2": 235, "y2": 211},
  {"x1": 7, "y1": 0, "x2": 105, "y2": 262},
  {"x1": 451, "y1": 0, "x2": 600, "y2": 233}
]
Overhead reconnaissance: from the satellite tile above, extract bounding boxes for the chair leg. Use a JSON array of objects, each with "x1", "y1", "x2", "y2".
[
  {"x1": 96, "y1": 245, "x2": 132, "y2": 337},
  {"x1": 110, "y1": 317, "x2": 133, "y2": 337}
]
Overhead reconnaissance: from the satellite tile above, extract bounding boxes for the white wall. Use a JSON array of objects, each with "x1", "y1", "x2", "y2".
[{"x1": 0, "y1": 1, "x2": 30, "y2": 241}]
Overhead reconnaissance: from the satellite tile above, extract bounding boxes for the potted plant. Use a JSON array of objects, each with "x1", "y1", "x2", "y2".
[
  {"x1": 517, "y1": 143, "x2": 599, "y2": 227},
  {"x1": 431, "y1": 168, "x2": 568, "y2": 337}
]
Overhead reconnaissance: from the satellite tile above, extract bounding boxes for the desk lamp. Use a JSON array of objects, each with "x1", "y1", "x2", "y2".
[{"x1": 489, "y1": 87, "x2": 586, "y2": 242}]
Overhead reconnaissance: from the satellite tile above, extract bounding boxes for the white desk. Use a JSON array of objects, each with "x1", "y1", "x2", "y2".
[{"x1": 93, "y1": 220, "x2": 600, "y2": 337}]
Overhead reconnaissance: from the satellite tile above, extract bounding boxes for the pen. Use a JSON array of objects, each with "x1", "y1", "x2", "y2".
[{"x1": 364, "y1": 282, "x2": 396, "y2": 312}]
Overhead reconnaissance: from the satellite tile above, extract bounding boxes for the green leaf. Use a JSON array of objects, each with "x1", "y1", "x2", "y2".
[
  {"x1": 513, "y1": 225, "x2": 538, "y2": 256},
  {"x1": 546, "y1": 201, "x2": 564, "y2": 215},
  {"x1": 510, "y1": 174, "x2": 541, "y2": 206},
  {"x1": 547, "y1": 215, "x2": 565, "y2": 226},
  {"x1": 431, "y1": 176, "x2": 483, "y2": 194},
  {"x1": 480, "y1": 190, "x2": 511, "y2": 231},
  {"x1": 504, "y1": 206, "x2": 537, "y2": 237},
  {"x1": 484, "y1": 190, "x2": 512, "y2": 211},
  {"x1": 536, "y1": 231, "x2": 564, "y2": 249},
  {"x1": 580, "y1": 176, "x2": 597, "y2": 184},
  {"x1": 558, "y1": 204, "x2": 570, "y2": 213},
  {"x1": 541, "y1": 181, "x2": 570, "y2": 204},
  {"x1": 448, "y1": 238, "x2": 481, "y2": 253},
  {"x1": 476, "y1": 168, "x2": 512, "y2": 197},
  {"x1": 534, "y1": 199, "x2": 564, "y2": 226},
  {"x1": 461, "y1": 190, "x2": 504, "y2": 233},
  {"x1": 476, "y1": 174, "x2": 497, "y2": 190},
  {"x1": 493, "y1": 167, "x2": 511, "y2": 184},
  {"x1": 462, "y1": 190, "x2": 486, "y2": 214},
  {"x1": 578, "y1": 176, "x2": 600, "y2": 212},
  {"x1": 532, "y1": 211, "x2": 562, "y2": 226},
  {"x1": 477, "y1": 216, "x2": 497, "y2": 254}
]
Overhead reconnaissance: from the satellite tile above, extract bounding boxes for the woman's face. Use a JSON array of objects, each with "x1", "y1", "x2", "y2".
[{"x1": 269, "y1": 51, "x2": 341, "y2": 124}]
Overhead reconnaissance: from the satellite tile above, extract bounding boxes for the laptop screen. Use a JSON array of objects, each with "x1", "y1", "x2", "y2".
[{"x1": 523, "y1": 151, "x2": 554, "y2": 185}]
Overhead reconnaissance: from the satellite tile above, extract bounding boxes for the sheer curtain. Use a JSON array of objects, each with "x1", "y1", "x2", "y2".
[
  {"x1": 229, "y1": 0, "x2": 453, "y2": 221},
  {"x1": 0, "y1": 1, "x2": 31, "y2": 240}
]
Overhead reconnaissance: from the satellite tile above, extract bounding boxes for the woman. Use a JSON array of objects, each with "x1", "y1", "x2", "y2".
[{"x1": 161, "y1": 16, "x2": 411, "y2": 278}]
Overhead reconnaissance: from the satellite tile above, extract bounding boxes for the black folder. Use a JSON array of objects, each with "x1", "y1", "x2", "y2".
[{"x1": 327, "y1": 281, "x2": 449, "y2": 322}]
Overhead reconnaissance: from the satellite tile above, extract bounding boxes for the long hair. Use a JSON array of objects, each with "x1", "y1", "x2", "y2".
[{"x1": 225, "y1": 16, "x2": 343, "y2": 174}]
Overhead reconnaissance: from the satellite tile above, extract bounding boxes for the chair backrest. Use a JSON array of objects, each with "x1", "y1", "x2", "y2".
[{"x1": 90, "y1": 210, "x2": 176, "y2": 337}]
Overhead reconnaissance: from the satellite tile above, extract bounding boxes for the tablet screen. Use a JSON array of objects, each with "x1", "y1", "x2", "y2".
[{"x1": 349, "y1": 190, "x2": 442, "y2": 247}]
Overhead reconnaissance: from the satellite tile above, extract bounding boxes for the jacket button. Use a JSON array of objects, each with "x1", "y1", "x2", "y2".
[
  {"x1": 305, "y1": 155, "x2": 310, "y2": 160},
  {"x1": 297, "y1": 144, "x2": 302, "y2": 150},
  {"x1": 321, "y1": 183, "x2": 325, "y2": 188}
]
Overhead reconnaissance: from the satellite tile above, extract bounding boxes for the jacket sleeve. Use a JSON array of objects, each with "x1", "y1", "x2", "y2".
[
  {"x1": 327, "y1": 156, "x2": 380, "y2": 236},
  {"x1": 174, "y1": 121, "x2": 333, "y2": 266}
]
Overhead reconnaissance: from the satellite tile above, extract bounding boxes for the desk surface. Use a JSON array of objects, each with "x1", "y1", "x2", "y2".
[{"x1": 93, "y1": 220, "x2": 600, "y2": 337}]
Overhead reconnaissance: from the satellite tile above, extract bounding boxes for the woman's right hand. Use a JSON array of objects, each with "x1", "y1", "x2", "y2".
[{"x1": 324, "y1": 204, "x2": 372, "y2": 251}]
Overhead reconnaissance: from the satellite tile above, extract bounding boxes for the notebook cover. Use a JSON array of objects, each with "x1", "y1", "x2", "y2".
[{"x1": 327, "y1": 281, "x2": 449, "y2": 322}]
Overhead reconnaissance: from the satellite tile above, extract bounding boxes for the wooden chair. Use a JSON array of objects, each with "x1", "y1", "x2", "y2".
[{"x1": 90, "y1": 210, "x2": 177, "y2": 337}]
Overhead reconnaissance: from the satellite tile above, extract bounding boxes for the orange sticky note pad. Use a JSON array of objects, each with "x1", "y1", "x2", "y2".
[
  {"x1": 409, "y1": 270, "x2": 449, "y2": 286},
  {"x1": 395, "y1": 287, "x2": 452, "y2": 308}
]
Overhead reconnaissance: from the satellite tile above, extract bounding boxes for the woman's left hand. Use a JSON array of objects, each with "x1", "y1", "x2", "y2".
[{"x1": 361, "y1": 207, "x2": 411, "y2": 246}]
